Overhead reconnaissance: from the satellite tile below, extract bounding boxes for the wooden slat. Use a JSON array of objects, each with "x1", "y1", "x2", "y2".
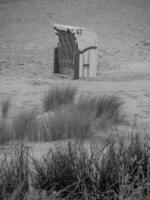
[
  {"x1": 74, "y1": 50, "x2": 79, "y2": 79},
  {"x1": 63, "y1": 31, "x2": 70, "y2": 65},
  {"x1": 66, "y1": 33, "x2": 73, "y2": 66},
  {"x1": 59, "y1": 31, "x2": 67, "y2": 61}
]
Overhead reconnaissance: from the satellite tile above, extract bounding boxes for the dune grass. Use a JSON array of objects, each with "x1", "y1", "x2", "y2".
[
  {"x1": 41, "y1": 91, "x2": 125, "y2": 141},
  {"x1": 0, "y1": 85, "x2": 126, "y2": 143},
  {"x1": 76, "y1": 94, "x2": 126, "y2": 130},
  {"x1": 0, "y1": 130, "x2": 150, "y2": 199},
  {"x1": 45, "y1": 105, "x2": 95, "y2": 141},
  {"x1": 95, "y1": 95, "x2": 126, "y2": 129},
  {"x1": 0, "y1": 98, "x2": 11, "y2": 145},
  {"x1": 43, "y1": 84, "x2": 78, "y2": 112},
  {"x1": 2, "y1": 85, "x2": 145, "y2": 200},
  {"x1": 0, "y1": 97, "x2": 11, "y2": 119},
  {"x1": 0, "y1": 119, "x2": 11, "y2": 145},
  {"x1": 10, "y1": 104, "x2": 94, "y2": 142},
  {"x1": 31, "y1": 131, "x2": 150, "y2": 200},
  {"x1": 12, "y1": 109, "x2": 38, "y2": 141},
  {"x1": 0, "y1": 143, "x2": 29, "y2": 200}
]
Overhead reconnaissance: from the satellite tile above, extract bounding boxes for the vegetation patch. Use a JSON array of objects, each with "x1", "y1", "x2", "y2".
[
  {"x1": 31, "y1": 132, "x2": 150, "y2": 200},
  {"x1": 77, "y1": 94, "x2": 126, "y2": 130},
  {"x1": 0, "y1": 98, "x2": 11, "y2": 145},
  {"x1": 0, "y1": 85, "x2": 127, "y2": 143},
  {"x1": 12, "y1": 110, "x2": 38, "y2": 141},
  {"x1": 0, "y1": 97, "x2": 11, "y2": 119},
  {"x1": 0, "y1": 144, "x2": 29, "y2": 200},
  {"x1": 0, "y1": 119, "x2": 11, "y2": 145},
  {"x1": 43, "y1": 105, "x2": 95, "y2": 140},
  {"x1": 43, "y1": 84, "x2": 77, "y2": 112},
  {"x1": 0, "y1": 130, "x2": 150, "y2": 199}
]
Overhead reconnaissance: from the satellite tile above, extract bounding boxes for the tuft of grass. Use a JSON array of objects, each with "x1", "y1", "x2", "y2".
[
  {"x1": 97, "y1": 132, "x2": 150, "y2": 200},
  {"x1": 0, "y1": 143, "x2": 29, "y2": 200},
  {"x1": 31, "y1": 131, "x2": 150, "y2": 200},
  {"x1": 77, "y1": 95, "x2": 126, "y2": 130},
  {"x1": 31, "y1": 141, "x2": 102, "y2": 199},
  {"x1": 95, "y1": 95, "x2": 123, "y2": 118},
  {"x1": 12, "y1": 110, "x2": 38, "y2": 141},
  {"x1": 43, "y1": 84, "x2": 78, "y2": 112},
  {"x1": 95, "y1": 95, "x2": 125, "y2": 129},
  {"x1": 76, "y1": 95, "x2": 98, "y2": 113},
  {"x1": 39, "y1": 94, "x2": 126, "y2": 141},
  {"x1": 34, "y1": 111, "x2": 53, "y2": 142},
  {"x1": 0, "y1": 97, "x2": 12, "y2": 145},
  {"x1": 41, "y1": 105, "x2": 95, "y2": 141},
  {"x1": 0, "y1": 119, "x2": 11, "y2": 145},
  {"x1": 1, "y1": 97, "x2": 11, "y2": 119}
]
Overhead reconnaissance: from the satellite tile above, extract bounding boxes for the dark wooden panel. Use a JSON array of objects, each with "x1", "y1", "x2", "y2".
[
  {"x1": 53, "y1": 47, "x2": 59, "y2": 73},
  {"x1": 56, "y1": 30, "x2": 79, "y2": 78}
]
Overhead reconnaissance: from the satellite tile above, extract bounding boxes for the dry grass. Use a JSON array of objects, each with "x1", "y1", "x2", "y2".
[
  {"x1": 0, "y1": 143, "x2": 29, "y2": 200},
  {"x1": 11, "y1": 104, "x2": 94, "y2": 142},
  {"x1": 0, "y1": 130, "x2": 150, "y2": 200},
  {"x1": 95, "y1": 95, "x2": 126, "y2": 129},
  {"x1": 0, "y1": 98, "x2": 11, "y2": 145},
  {"x1": 12, "y1": 109, "x2": 38, "y2": 141},
  {"x1": 0, "y1": 97, "x2": 11, "y2": 119},
  {"x1": 0, "y1": 86, "x2": 127, "y2": 143},
  {"x1": 43, "y1": 85, "x2": 78, "y2": 112},
  {"x1": 0, "y1": 119, "x2": 11, "y2": 145},
  {"x1": 31, "y1": 131, "x2": 150, "y2": 200},
  {"x1": 77, "y1": 94, "x2": 126, "y2": 130},
  {"x1": 45, "y1": 105, "x2": 95, "y2": 140}
]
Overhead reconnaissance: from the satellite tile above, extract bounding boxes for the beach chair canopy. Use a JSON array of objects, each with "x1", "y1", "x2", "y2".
[{"x1": 53, "y1": 24, "x2": 98, "y2": 79}]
